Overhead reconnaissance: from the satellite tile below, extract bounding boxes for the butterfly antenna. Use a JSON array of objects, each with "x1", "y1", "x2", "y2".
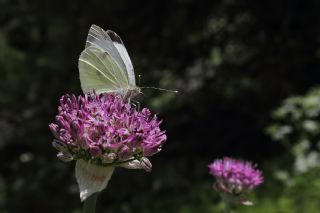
[
  {"x1": 140, "y1": 86, "x2": 179, "y2": 93},
  {"x1": 138, "y1": 75, "x2": 178, "y2": 93}
]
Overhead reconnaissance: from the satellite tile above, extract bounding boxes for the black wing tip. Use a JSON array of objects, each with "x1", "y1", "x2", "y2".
[
  {"x1": 106, "y1": 30, "x2": 123, "y2": 44},
  {"x1": 89, "y1": 24, "x2": 121, "y2": 38},
  {"x1": 88, "y1": 24, "x2": 123, "y2": 43}
]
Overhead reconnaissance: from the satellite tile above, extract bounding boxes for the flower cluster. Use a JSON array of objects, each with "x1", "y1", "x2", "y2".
[
  {"x1": 208, "y1": 157, "x2": 263, "y2": 205},
  {"x1": 49, "y1": 92, "x2": 166, "y2": 170}
]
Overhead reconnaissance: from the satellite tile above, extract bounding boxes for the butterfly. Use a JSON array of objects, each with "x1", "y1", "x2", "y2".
[{"x1": 78, "y1": 24, "x2": 140, "y2": 98}]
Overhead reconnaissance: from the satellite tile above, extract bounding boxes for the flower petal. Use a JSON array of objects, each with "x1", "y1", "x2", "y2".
[
  {"x1": 57, "y1": 151, "x2": 73, "y2": 162},
  {"x1": 119, "y1": 157, "x2": 152, "y2": 172},
  {"x1": 119, "y1": 159, "x2": 143, "y2": 170},
  {"x1": 140, "y1": 157, "x2": 152, "y2": 172},
  {"x1": 75, "y1": 160, "x2": 114, "y2": 202}
]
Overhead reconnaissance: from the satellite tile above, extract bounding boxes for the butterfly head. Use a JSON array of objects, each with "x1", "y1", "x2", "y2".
[{"x1": 124, "y1": 86, "x2": 141, "y2": 100}]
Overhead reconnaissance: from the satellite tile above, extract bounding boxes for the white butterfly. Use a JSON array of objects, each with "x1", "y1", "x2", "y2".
[{"x1": 78, "y1": 24, "x2": 140, "y2": 98}]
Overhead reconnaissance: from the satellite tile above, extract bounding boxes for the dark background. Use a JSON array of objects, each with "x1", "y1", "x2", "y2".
[{"x1": 1, "y1": 0, "x2": 320, "y2": 212}]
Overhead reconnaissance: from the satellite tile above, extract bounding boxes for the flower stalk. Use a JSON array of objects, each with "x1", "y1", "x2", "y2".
[
  {"x1": 222, "y1": 195, "x2": 231, "y2": 213},
  {"x1": 83, "y1": 193, "x2": 99, "y2": 213}
]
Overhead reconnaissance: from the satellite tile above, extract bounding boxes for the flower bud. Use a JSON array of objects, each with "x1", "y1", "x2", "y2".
[
  {"x1": 52, "y1": 140, "x2": 67, "y2": 152},
  {"x1": 70, "y1": 121, "x2": 82, "y2": 140},
  {"x1": 118, "y1": 146, "x2": 132, "y2": 160},
  {"x1": 49, "y1": 124, "x2": 60, "y2": 139},
  {"x1": 57, "y1": 151, "x2": 73, "y2": 162},
  {"x1": 101, "y1": 153, "x2": 117, "y2": 163},
  {"x1": 89, "y1": 146, "x2": 102, "y2": 158},
  {"x1": 140, "y1": 157, "x2": 152, "y2": 172}
]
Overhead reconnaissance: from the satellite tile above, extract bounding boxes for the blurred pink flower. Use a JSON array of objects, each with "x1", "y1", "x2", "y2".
[{"x1": 208, "y1": 157, "x2": 263, "y2": 205}]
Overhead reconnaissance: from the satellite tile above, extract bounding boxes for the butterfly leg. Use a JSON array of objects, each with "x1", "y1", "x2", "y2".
[{"x1": 130, "y1": 99, "x2": 140, "y2": 111}]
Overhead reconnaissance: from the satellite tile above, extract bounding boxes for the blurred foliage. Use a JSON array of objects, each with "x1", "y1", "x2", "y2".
[
  {"x1": 1, "y1": 0, "x2": 320, "y2": 212},
  {"x1": 267, "y1": 87, "x2": 320, "y2": 175}
]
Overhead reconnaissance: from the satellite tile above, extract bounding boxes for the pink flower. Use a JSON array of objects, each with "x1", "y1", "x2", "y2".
[
  {"x1": 49, "y1": 92, "x2": 167, "y2": 167},
  {"x1": 208, "y1": 157, "x2": 263, "y2": 205},
  {"x1": 49, "y1": 92, "x2": 167, "y2": 201}
]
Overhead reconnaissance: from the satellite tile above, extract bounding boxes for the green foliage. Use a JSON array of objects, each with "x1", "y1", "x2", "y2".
[
  {"x1": 262, "y1": 87, "x2": 320, "y2": 213},
  {"x1": 267, "y1": 87, "x2": 320, "y2": 174},
  {"x1": 238, "y1": 169, "x2": 320, "y2": 213}
]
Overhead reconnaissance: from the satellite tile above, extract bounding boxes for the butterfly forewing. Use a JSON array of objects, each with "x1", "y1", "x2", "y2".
[
  {"x1": 107, "y1": 30, "x2": 136, "y2": 86},
  {"x1": 79, "y1": 46, "x2": 129, "y2": 94},
  {"x1": 85, "y1": 25, "x2": 128, "y2": 77},
  {"x1": 79, "y1": 24, "x2": 139, "y2": 97}
]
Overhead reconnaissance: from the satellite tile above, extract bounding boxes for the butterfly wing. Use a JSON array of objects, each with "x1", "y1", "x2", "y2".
[
  {"x1": 78, "y1": 46, "x2": 129, "y2": 94},
  {"x1": 85, "y1": 25, "x2": 129, "y2": 80},
  {"x1": 79, "y1": 25, "x2": 134, "y2": 94},
  {"x1": 106, "y1": 30, "x2": 136, "y2": 86}
]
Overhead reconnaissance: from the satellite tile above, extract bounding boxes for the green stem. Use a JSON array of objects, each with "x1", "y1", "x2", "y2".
[
  {"x1": 83, "y1": 193, "x2": 99, "y2": 213},
  {"x1": 224, "y1": 200, "x2": 231, "y2": 213},
  {"x1": 221, "y1": 195, "x2": 231, "y2": 213}
]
